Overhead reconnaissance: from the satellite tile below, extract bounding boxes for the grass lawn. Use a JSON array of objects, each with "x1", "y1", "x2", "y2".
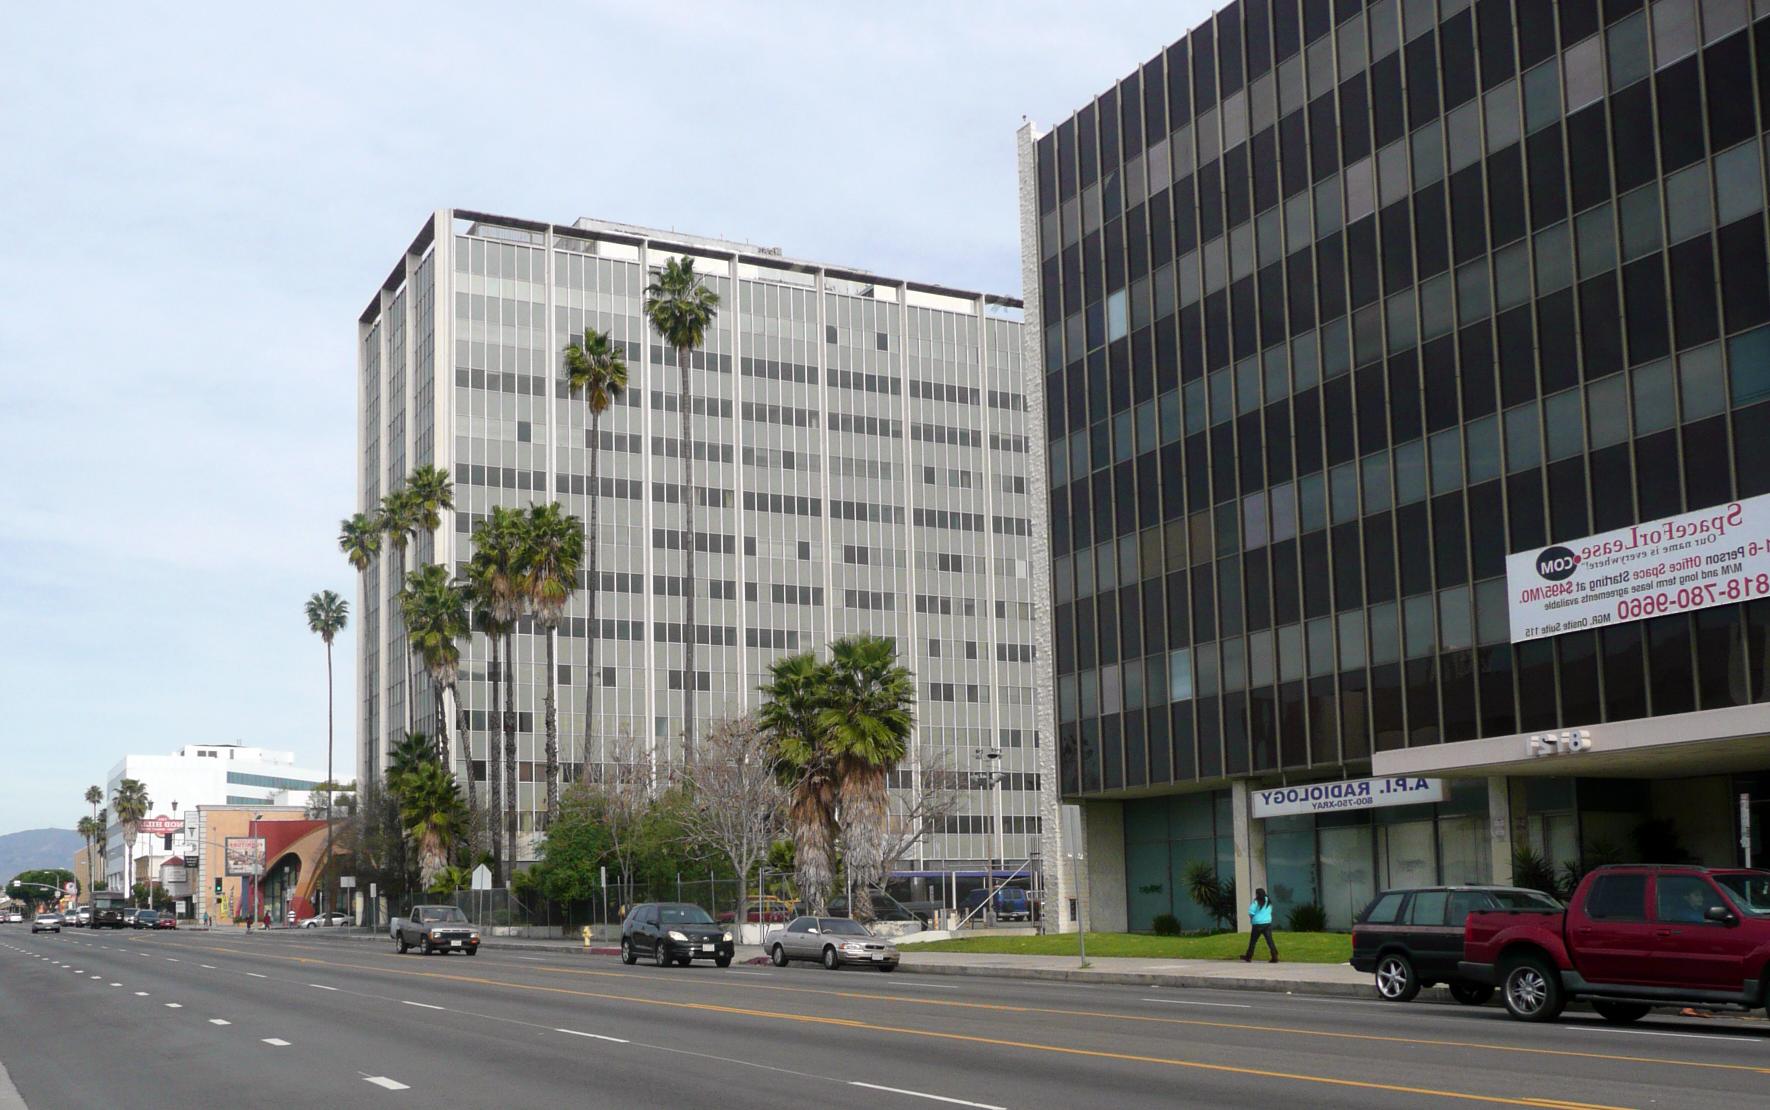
[{"x1": 911, "y1": 931, "x2": 1352, "y2": 964}]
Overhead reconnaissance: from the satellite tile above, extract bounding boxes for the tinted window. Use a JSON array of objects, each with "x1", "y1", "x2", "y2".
[
  {"x1": 1491, "y1": 889, "x2": 1561, "y2": 910},
  {"x1": 1362, "y1": 892, "x2": 1405, "y2": 924},
  {"x1": 1446, "y1": 891, "x2": 1495, "y2": 922},
  {"x1": 821, "y1": 919, "x2": 870, "y2": 936},
  {"x1": 1656, "y1": 876, "x2": 1724, "y2": 924},
  {"x1": 1410, "y1": 890, "x2": 1450, "y2": 925},
  {"x1": 660, "y1": 905, "x2": 714, "y2": 925},
  {"x1": 1714, "y1": 873, "x2": 1770, "y2": 917},
  {"x1": 1585, "y1": 874, "x2": 1648, "y2": 921}
]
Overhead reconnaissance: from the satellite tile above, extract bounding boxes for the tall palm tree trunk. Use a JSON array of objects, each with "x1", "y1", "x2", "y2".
[
  {"x1": 503, "y1": 631, "x2": 518, "y2": 881},
  {"x1": 487, "y1": 633, "x2": 503, "y2": 884},
  {"x1": 323, "y1": 639, "x2": 334, "y2": 915},
  {"x1": 399, "y1": 546, "x2": 414, "y2": 738},
  {"x1": 543, "y1": 625, "x2": 559, "y2": 824},
  {"x1": 453, "y1": 682, "x2": 474, "y2": 856},
  {"x1": 841, "y1": 765, "x2": 890, "y2": 922},
  {"x1": 677, "y1": 344, "x2": 696, "y2": 767},
  {"x1": 584, "y1": 420, "x2": 602, "y2": 780}
]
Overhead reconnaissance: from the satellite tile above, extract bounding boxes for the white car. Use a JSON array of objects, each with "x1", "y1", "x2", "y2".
[
  {"x1": 32, "y1": 914, "x2": 62, "y2": 933},
  {"x1": 299, "y1": 912, "x2": 352, "y2": 928},
  {"x1": 4, "y1": 912, "x2": 22, "y2": 924}
]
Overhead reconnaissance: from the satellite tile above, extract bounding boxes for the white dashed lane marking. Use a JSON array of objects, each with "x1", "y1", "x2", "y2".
[
  {"x1": 363, "y1": 1077, "x2": 410, "y2": 1090},
  {"x1": 556, "y1": 1028, "x2": 627, "y2": 1043},
  {"x1": 209, "y1": 1019, "x2": 231, "y2": 1026},
  {"x1": 401, "y1": 1001, "x2": 444, "y2": 1011},
  {"x1": 262, "y1": 1038, "x2": 290, "y2": 1047},
  {"x1": 165, "y1": 1003, "x2": 182, "y2": 1009}
]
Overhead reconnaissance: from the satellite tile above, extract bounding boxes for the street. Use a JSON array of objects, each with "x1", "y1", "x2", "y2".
[{"x1": 3, "y1": 929, "x2": 1768, "y2": 1108}]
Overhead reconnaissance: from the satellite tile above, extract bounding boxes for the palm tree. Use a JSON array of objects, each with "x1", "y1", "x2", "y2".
[
  {"x1": 338, "y1": 512, "x2": 383, "y2": 781},
  {"x1": 94, "y1": 808, "x2": 108, "y2": 889},
  {"x1": 462, "y1": 552, "x2": 506, "y2": 881},
  {"x1": 305, "y1": 589, "x2": 349, "y2": 912},
  {"x1": 399, "y1": 566, "x2": 469, "y2": 762},
  {"x1": 517, "y1": 501, "x2": 583, "y2": 825},
  {"x1": 819, "y1": 636, "x2": 916, "y2": 921},
  {"x1": 398, "y1": 760, "x2": 467, "y2": 890},
  {"x1": 759, "y1": 653, "x2": 838, "y2": 915},
  {"x1": 562, "y1": 327, "x2": 629, "y2": 781},
  {"x1": 83, "y1": 785, "x2": 102, "y2": 902},
  {"x1": 386, "y1": 731, "x2": 438, "y2": 794},
  {"x1": 377, "y1": 487, "x2": 422, "y2": 735},
  {"x1": 111, "y1": 779, "x2": 151, "y2": 908},
  {"x1": 471, "y1": 506, "x2": 527, "y2": 882},
  {"x1": 643, "y1": 256, "x2": 720, "y2": 766},
  {"x1": 76, "y1": 816, "x2": 98, "y2": 902}
]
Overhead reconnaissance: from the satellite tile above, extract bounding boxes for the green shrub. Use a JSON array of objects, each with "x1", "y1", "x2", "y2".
[
  {"x1": 1151, "y1": 913, "x2": 1182, "y2": 936},
  {"x1": 1286, "y1": 902, "x2": 1327, "y2": 933},
  {"x1": 1184, "y1": 862, "x2": 1237, "y2": 930}
]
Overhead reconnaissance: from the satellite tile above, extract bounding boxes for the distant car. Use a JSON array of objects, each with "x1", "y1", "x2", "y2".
[
  {"x1": 393, "y1": 905, "x2": 479, "y2": 955},
  {"x1": 70, "y1": 906, "x2": 91, "y2": 927},
  {"x1": 620, "y1": 903, "x2": 733, "y2": 967},
  {"x1": 961, "y1": 886, "x2": 1032, "y2": 922},
  {"x1": 92, "y1": 906, "x2": 126, "y2": 929},
  {"x1": 826, "y1": 892, "x2": 922, "y2": 924},
  {"x1": 1351, "y1": 885, "x2": 1561, "y2": 1004},
  {"x1": 716, "y1": 896, "x2": 798, "y2": 924},
  {"x1": 765, "y1": 916, "x2": 900, "y2": 971},
  {"x1": 4, "y1": 912, "x2": 22, "y2": 924},
  {"x1": 152, "y1": 913, "x2": 177, "y2": 930},
  {"x1": 299, "y1": 912, "x2": 351, "y2": 928},
  {"x1": 131, "y1": 910, "x2": 161, "y2": 929},
  {"x1": 32, "y1": 914, "x2": 62, "y2": 934}
]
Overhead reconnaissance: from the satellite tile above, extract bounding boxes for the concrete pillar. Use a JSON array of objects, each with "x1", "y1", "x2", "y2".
[
  {"x1": 1232, "y1": 781, "x2": 1266, "y2": 932},
  {"x1": 1487, "y1": 776, "x2": 1514, "y2": 885},
  {"x1": 1081, "y1": 800, "x2": 1127, "y2": 934}
]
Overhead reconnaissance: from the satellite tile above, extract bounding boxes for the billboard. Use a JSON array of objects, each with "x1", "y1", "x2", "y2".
[
  {"x1": 1506, "y1": 495, "x2": 1770, "y2": 643},
  {"x1": 223, "y1": 837, "x2": 266, "y2": 876},
  {"x1": 138, "y1": 815, "x2": 182, "y2": 836},
  {"x1": 1251, "y1": 776, "x2": 1444, "y2": 819}
]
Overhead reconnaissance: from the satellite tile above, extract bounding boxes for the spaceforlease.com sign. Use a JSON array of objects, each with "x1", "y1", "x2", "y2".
[{"x1": 1506, "y1": 495, "x2": 1770, "y2": 643}]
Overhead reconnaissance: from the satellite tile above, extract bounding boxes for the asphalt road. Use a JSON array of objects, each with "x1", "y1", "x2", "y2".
[{"x1": 4, "y1": 926, "x2": 1769, "y2": 1109}]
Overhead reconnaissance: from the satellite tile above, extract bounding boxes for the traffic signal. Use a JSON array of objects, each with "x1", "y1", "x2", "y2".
[{"x1": 214, "y1": 878, "x2": 222, "y2": 896}]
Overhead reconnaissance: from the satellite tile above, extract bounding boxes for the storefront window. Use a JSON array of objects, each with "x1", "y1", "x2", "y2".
[
  {"x1": 1318, "y1": 822, "x2": 1375, "y2": 930},
  {"x1": 1265, "y1": 815, "x2": 1318, "y2": 915}
]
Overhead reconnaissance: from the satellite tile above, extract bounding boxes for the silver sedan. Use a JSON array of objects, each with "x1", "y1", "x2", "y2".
[{"x1": 764, "y1": 916, "x2": 900, "y2": 971}]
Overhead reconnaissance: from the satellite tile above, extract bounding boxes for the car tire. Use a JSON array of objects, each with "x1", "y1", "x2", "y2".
[
  {"x1": 465, "y1": 948, "x2": 478, "y2": 957},
  {"x1": 771, "y1": 944, "x2": 788, "y2": 967},
  {"x1": 877, "y1": 963, "x2": 896, "y2": 973},
  {"x1": 396, "y1": 934, "x2": 409, "y2": 954},
  {"x1": 715, "y1": 955, "x2": 732, "y2": 968},
  {"x1": 1374, "y1": 953, "x2": 1421, "y2": 1003},
  {"x1": 822, "y1": 946, "x2": 841, "y2": 971},
  {"x1": 621, "y1": 939, "x2": 637, "y2": 966},
  {"x1": 1501, "y1": 958, "x2": 1565, "y2": 1023},
  {"x1": 1449, "y1": 982, "x2": 1495, "y2": 1007},
  {"x1": 1592, "y1": 1000, "x2": 1651, "y2": 1025},
  {"x1": 653, "y1": 943, "x2": 669, "y2": 968}
]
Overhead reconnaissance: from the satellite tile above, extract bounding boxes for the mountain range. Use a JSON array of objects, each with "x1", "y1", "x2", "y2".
[{"x1": 0, "y1": 827, "x2": 85, "y2": 881}]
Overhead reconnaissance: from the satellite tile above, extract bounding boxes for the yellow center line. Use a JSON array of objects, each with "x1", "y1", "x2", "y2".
[
  {"x1": 218, "y1": 937, "x2": 1770, "y2": 1080},
  {"x1": 182, "y1": 940, "x2": 1627, "y2": 1108}
]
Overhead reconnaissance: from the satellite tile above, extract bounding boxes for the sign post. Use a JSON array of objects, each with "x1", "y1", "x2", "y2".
[{"x1": 1743, "y1": 793, "x2": 1754, "y2": 869}]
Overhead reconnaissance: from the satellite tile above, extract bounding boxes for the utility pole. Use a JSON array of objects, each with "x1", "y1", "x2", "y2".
[{"x1": 974, "y1": 747, "x2": 1004, "y2": 926}]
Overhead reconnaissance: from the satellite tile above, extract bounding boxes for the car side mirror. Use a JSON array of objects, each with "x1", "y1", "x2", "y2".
[{"x1": 1705, "y1": 905, "x2": 1738, "y2": 925}]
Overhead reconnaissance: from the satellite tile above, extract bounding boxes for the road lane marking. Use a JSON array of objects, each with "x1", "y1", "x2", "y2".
[
  {"x1": 555, "y1": 1028, "x2": 628, "y2": 1043},
  {"x1": 189, "y1": 942, "x2": 1770, "y2": 1084},
  {"x1": 165, "y1": 1003, "x2": 182, "y2": 1009},
  {"x1": 1570, "y1": 1026, "x2": 1750, "y2": 1043},
  {"x1": 166, "y1": 958, "x2": 179, "y2": 962},
  {"x1": 310, "y1": 984, "x2": 338, "y2": 991},
  {"x1": 363, "y1": 1077, "x2": 409, "y2": 1090},
  {"x1": 1142, "y1": 997, "x2": 1252, "y2": 1009},
  {"x1": 849, "y1": 1081, "x2": 1005, "y2": 1109},
  {"x1": 246, "y1": 972, "x2": 267, "y2": 978},
  {"x1": 263, "y1": 1038, "x2": 290, "y2": 1046},
  {"x1": 90, "y1": 975, "x2": 101, "y2": 979},
  {"x1": 401, "y1": 1000, "x2": 444, "y2": 1010},
  {"x1": 201, "y1": 964, "x2": 216, "y2": 969},
  {"x1": 209, "y1": 1019, "x2": 231, "y2": 1026},
  {"x1": 134, "y1": 992, "x2": 148, "y2": 996},
  {"x1": 109, "y1": 983, "x2": 120, "y2": 987}
]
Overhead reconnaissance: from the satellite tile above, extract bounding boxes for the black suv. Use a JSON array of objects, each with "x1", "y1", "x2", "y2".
[
  {"x1": 1351, "y1": 885, "x2": 1561, "y2": 1003},
  {"x1": 620, "y1": 902, "x2": 733, "y2": 968},
  {"x1": 91, "y1": 906, "x2": 127, "y2": 930}
]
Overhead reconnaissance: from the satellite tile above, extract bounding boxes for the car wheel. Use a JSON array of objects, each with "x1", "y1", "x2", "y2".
[
  {"x1": 465, "y1": 948, "x2": 478, "y2": 957},
  {"x1": 822, "y1": 946, "x2": 841, "y2": 971},
  {"x1": 1374, "y1": 953, "x2": 1420, "y2": 1003},
  {"x1": 396, "y1": 934, "x2": 408, "y2": 954},
  {"x1": 771, "y1": 944, "x2": 788, "y2": 967},
  {"x1": 620, "y1": 939, "x2": 637, "y2": 966},
  {"x1": 654, "y1": 942, "x2": 669, "y2": 968},
  {"x1": 1501, "y1": 958, "x2": 1565, "y2": 1023},
  {"x1": 1449, "y1": 982, "x2": 1495, "y2": 1007},
  {"x1": 715, "y1": 955, "x2": 732, "y2": 968},
  {"x1": 1592, "y1": 1000, "x2": 1651, "y2": 1025},
  {"x1": 877, "y1": 963, "x2": 896, "y2": 973}
]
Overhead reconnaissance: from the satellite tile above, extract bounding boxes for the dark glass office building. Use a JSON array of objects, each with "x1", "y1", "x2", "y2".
[{"x1": 1019, "y1": 0, "x2": 1770, "y2": 932}]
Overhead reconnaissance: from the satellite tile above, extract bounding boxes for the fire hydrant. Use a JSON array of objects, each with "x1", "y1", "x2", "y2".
[{"x1": 581, "y1": 925, "x2": 591, "y2": 949}]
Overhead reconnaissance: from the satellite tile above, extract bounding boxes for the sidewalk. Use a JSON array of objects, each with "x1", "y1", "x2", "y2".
[{"x1": 286, "y1": 928, "x2": 1382, "y2": 999}]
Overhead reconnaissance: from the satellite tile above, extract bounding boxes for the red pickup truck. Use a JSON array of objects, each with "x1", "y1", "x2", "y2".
[{"x1": 1459, "y1": 865, "x2": 1770, "y2": 1023}]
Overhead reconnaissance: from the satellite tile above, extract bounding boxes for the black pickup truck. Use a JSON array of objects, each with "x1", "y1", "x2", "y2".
[{"x1": 393, "y1": 905, "x2": 480, "y2": 955}]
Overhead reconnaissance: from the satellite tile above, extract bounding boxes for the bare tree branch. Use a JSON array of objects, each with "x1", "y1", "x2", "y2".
[
  {"x1": 880, "y1": 750, "x2": 965, "y2": 879},
  {"x1": 579, "y1": 727, "x2": 654, "y2": 900},
  {"x1": 679, "y1": 715, "x2": 786, "y2": 928}
]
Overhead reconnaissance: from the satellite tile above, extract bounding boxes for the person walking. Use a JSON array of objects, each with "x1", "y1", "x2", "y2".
[{"x1": 1240, "y1": 887, "x2": 1278, "y2": 963}]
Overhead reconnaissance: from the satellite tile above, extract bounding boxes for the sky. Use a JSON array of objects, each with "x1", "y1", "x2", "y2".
[{"x1": 0, "y1": 1, "x2": 1214, "y2": 836}]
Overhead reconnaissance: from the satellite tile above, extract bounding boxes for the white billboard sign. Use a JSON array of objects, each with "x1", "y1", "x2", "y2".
[
  {"x1": 1251, "y1": 776, "x2": 1444, "y2": 819},
  {"x1": 1507, "y1": 496, "x2": 1770, "y2": 643}
]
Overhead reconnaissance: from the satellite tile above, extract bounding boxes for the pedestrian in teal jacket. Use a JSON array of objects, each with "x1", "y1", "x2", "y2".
[{"x1": 1240, "y1": 888, "x2": 1278, "y2": 963}]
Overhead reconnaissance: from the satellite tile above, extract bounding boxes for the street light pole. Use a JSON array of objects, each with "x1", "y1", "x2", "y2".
[
  {"x1": 974, "y1": 748, "x2": 1003, "y2": 926},
  {"x1": 252, "y1": 813, "x2": 264, "y2": 930}
]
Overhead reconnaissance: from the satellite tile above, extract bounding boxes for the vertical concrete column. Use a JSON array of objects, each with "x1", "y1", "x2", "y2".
[
  {"x1": 1232, "y1": 781, "x2": 1266, "y2": 932},
  {"x1": 1487, "y1": 777, "x2": 1514, "y2": 885},
  {"x1": 1082, "y1": 800, "x2": 1127, "y2": 934}
]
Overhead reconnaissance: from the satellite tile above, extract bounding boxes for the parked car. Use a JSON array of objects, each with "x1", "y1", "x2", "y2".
[
  {"x1": 621, "y1": 903, "x2": 733, "y2": 967},
  {"x1": 31, "y1": 914, "x2": 62, "y2": 934},
  {"x1": 4, "y1": 911, "x2": 22, "y2": 924},
  {"x1": 1461, "y1": 865, "x2": 1770, "y2": 1023},
  {"x1": 70, "y1": 906, "x2": 90, "y2": 927},
  {"x1": 393, "y1": 905, "x2": 480, "y2": 955},
  {"x1": 299, "y1": 912, "x2": 352, "y2": 928},
  {"x1": 716, "y1": 897, "x2": 798, "y2": 925},
  {"x1": 960, "y1": 886, "x2": 1033, "y2": 922},
  {"x1": 131, "y1": 910, "x2": 161, "y2": 929},
  {"x1": 152, "y1": 913, "x2": 177, "y2": 930},
  {"x1": 1351, "y1": 885, "x2": 1561, "y2": 1003},
  {"x1": 765, "y1": 916, "x2": 900, "y2": 971}
]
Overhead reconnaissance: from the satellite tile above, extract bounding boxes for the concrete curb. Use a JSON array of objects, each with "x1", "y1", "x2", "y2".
[{"x1": 891, "y1": 959, "x2": 1386, "y2": 1000}]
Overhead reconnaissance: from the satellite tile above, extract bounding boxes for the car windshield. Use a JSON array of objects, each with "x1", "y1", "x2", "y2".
[
  {"x1": 1714, "y1": 873, "x2": 1770, "y2": 917},
  {"x1": 1491, "y1": 890, "x2": 1561, "y2": 910},
  {"x1": 820, "y1": 918, "x2": 870, "y2": 936},
  {"x1": 660, "y1": 905, "x2": 714, "y2": 925},
  {"x1": 422, "y1": 907, "x2": 468, "y2": 923}
]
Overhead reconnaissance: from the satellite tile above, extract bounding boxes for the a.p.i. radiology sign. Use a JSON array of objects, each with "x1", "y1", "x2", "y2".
[
  {"x1": 1251, "y1": 776, "x2": 1444, "y2": 819},
  {"x1": 1506, "y1": 495, "x2": 1770, "y2": 643}
]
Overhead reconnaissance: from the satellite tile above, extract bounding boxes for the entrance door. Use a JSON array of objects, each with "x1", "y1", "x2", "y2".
[
  {"x1": 1570, "y1": 872, "x2": 1655, "y2": 987},
  {"x1": 1650, "y1": 873, "x2": 1746, "y2": 993}
]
